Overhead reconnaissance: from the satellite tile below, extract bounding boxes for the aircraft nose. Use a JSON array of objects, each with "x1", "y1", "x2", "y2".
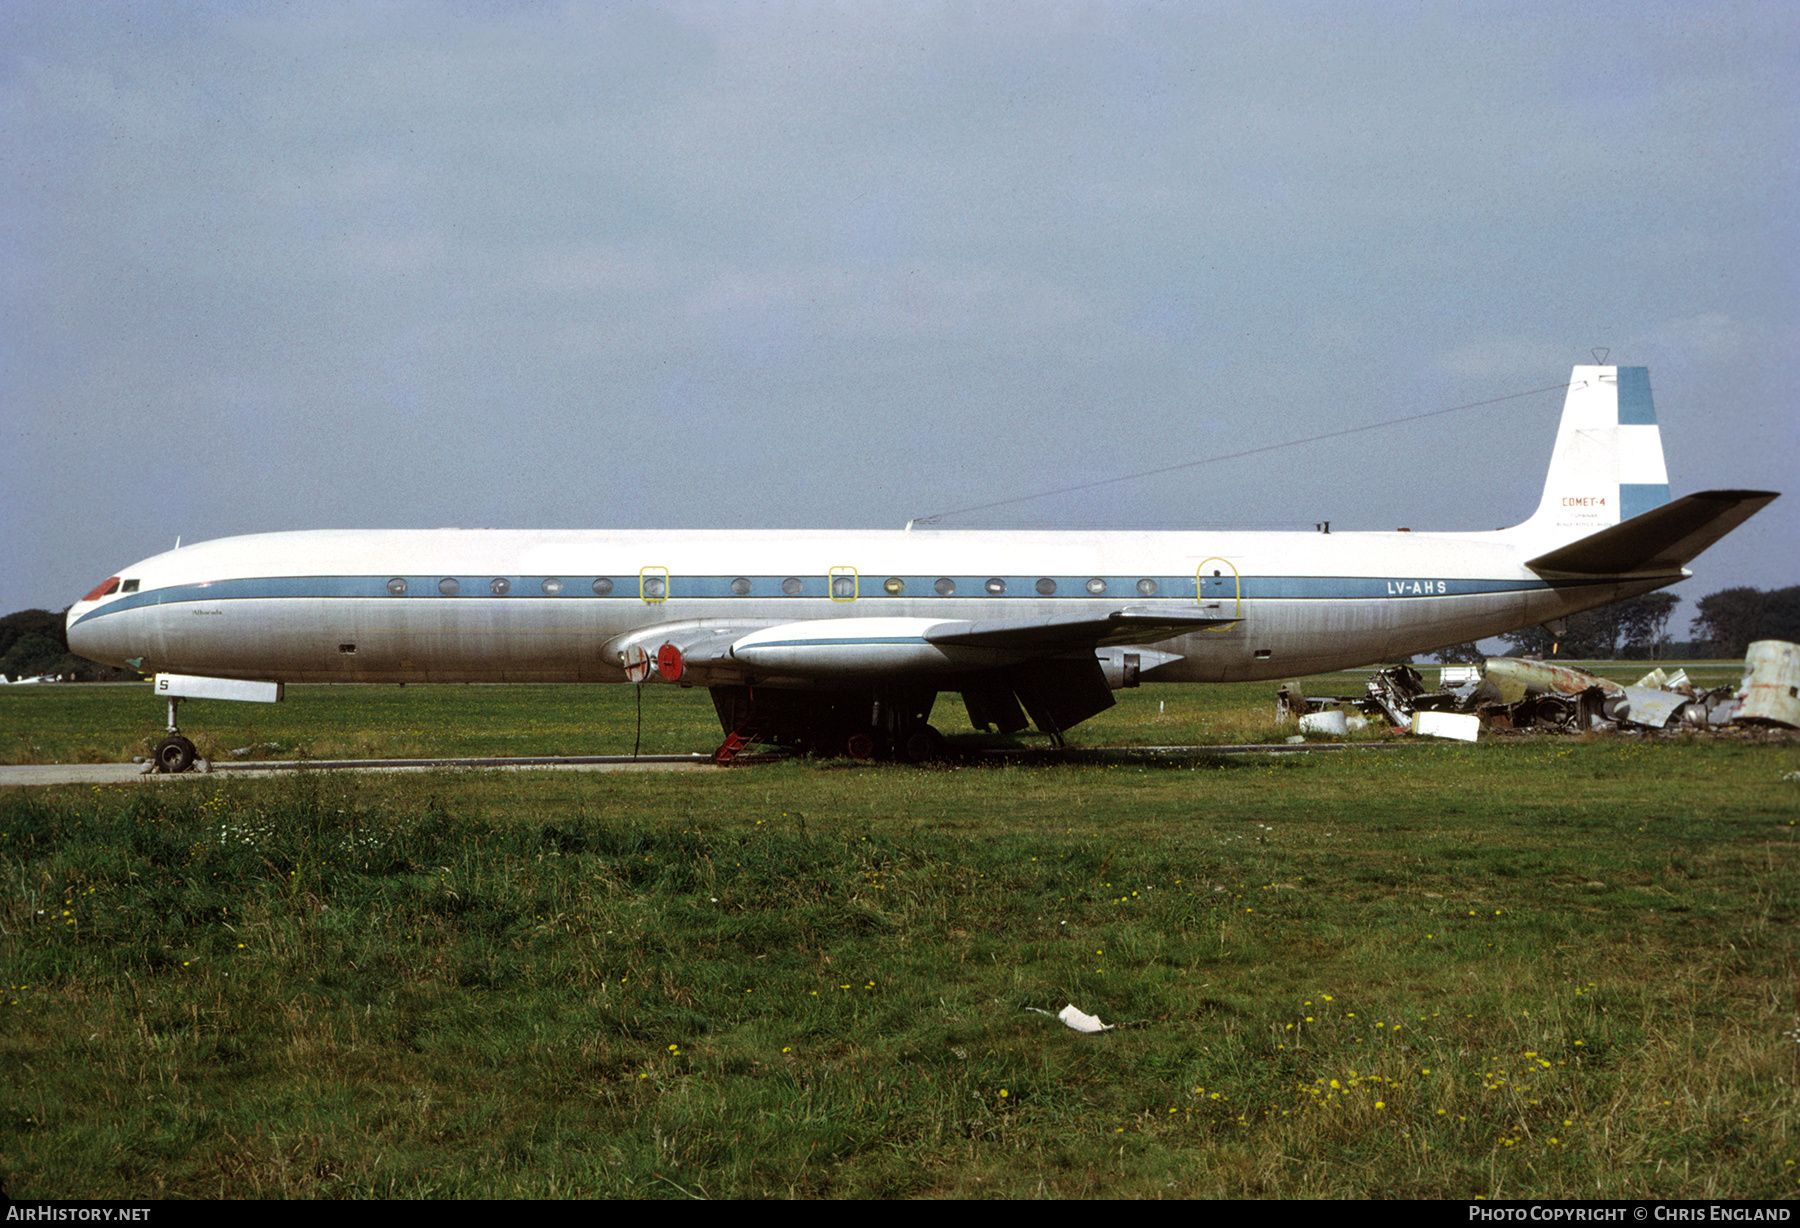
[{"x1": 67, "y1": 598, "x2": 127, "y2": 668}]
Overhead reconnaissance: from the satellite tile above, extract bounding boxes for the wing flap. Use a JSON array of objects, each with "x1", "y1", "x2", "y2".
[{"x1": 924, "y1": 607, "x2": 1238, "y2": 651}]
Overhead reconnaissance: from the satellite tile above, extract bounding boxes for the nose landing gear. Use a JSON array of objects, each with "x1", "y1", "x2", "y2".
[
  {"x1": 146, "y1": 694, "x2": 204, "y2": 774},
  {"x1": 138, "y1": 675, "x2": 285, "y2": 774},
  {"x1": 153, "y1": 731, "x2": 199, "y2": 773}
]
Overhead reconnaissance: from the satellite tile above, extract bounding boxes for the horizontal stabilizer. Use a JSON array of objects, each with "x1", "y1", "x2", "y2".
[{"x1": 1526, "y1": 489, "x2": 1778, "y2": 576}]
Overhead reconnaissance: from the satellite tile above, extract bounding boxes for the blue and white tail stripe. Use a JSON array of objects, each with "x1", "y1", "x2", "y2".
[{"x1": 1520, "y1": 364, "x2": 1670, "y2": 544}]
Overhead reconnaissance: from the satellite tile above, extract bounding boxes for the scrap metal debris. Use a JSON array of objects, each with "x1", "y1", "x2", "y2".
[
  {"x1": 1739, "y1": 640, "x2": 1800, "y2": 728},
  {"x1": 1278, "y1": 639, "x2": 1799, "y2": 739}
]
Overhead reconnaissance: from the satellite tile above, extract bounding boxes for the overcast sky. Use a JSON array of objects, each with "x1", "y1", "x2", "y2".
[{"x1": 5, "y1": 1, "x2": 1795, "y2": 626}]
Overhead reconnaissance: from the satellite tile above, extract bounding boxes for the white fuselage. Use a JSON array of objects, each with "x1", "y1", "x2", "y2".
[{"x1": 64, "y1": 524, "x2": 1670, "y2": 687}]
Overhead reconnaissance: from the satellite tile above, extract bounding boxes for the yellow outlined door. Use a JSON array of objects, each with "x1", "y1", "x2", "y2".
[{"x1": 1196, "y1": 558, "x2": 1240, "y2": 629}]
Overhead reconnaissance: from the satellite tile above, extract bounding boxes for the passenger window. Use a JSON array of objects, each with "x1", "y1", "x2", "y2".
[
  {"x1": 387, "y1": 577, "x2": 409, "y2": 596},
  {"x1": 1035, "y1": 578, "x2": 1056, "y2": 596},
  {"x1": 592, "y1": 578, "x2": 614, "y2": 596},
  {"x1": 985, "y1": 578, "x2": 1006, "y2": 595},
  {"x1": 1136, "y1": 578, "x2": 1158, "y2": 596},
  {"x1": 490, "y1": 577, "x2": 512, "y2": 596},
  {"x1": 731, "y1": 577, "x2": 752, "y2": 596},
  {"x1": 782, "y1": 577, "x2": 803, "y2": 596},
  {"x1": 541, "y1": 577, "x2": 563, "y2": 595},
  {"x1": 934, "y1": 578, "x2": 955, "y2": 596},
  {"x1": 883, "y1": 577, "x2": 905, "y2": 595},
  {"x1": 439, "y1": 577, "x2": 461, "y2": 596}
]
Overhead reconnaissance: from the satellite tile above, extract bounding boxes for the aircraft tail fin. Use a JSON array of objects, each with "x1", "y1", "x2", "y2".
[
  {"x1": 1525, "y1": 489, "x2": 1778, "y2": 576},
  {"x1": 1515, "y1": 365, "x2": 1670, "y2": 546}
]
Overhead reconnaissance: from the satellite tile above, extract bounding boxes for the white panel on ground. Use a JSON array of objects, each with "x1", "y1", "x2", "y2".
[{"x1": 1412, "y1": 711, "x2": 1479, "y2": 742}]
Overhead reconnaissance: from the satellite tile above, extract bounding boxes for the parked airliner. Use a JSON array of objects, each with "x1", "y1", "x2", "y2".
[{"x1": 66, "y1": 365, "x2": 1775, "y2": 768}]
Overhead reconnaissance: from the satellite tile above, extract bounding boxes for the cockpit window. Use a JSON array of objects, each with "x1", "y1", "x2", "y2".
[
  {"x1": 82, "y1": 577, "x2": 120, "y2": 602},
  {"x1": 121, "y1": 579, "x2": 139, "y2": 593}
]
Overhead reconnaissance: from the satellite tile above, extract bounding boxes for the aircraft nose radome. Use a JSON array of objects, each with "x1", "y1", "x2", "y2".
[
  {"x1": 66, "y1": 607, "x2": 96, "y2": 657},
  {"x1": 66, "y1": 603, "x2": 120, "y2": 667}
]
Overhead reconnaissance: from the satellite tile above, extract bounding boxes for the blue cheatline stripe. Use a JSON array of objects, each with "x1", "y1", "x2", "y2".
[
  {"x1": 71, "y1": 572, "x2": 1585, "y2": 627},
  {"x1": 1616, "y1": 367, "x2": 1657, "y2": 425},
  {"x1": 1620, "y1": 483, "x2": 1671, "y2": 521},
  {"x1": 1249, "y1": 577, "x2": 1545, "y2": 599}
]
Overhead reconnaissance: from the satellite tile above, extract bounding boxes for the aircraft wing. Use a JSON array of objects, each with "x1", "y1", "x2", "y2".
[
  {"x1": 613, "y1": 609, "x2": 1239, "y2": 685},
  {"x1": 603, "y1": 620, "x2": 781, "y2": 684}
]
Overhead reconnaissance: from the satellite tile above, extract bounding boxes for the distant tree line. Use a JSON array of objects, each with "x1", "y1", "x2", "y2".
[
  {"x1": 1497, "y1": 592, "x2": 1683, "y2": 660},
  {"x1": 1686, "y1": 586, "x2": 1800, "y2": 657},
  {"x1": 1436, "y1": 585, "x2": 1800, "y2": 663}
]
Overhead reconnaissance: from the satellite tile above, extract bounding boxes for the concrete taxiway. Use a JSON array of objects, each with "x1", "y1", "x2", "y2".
[
  {"x1": 0, "y1": 754, "x2": 720, "y2": 787},
  {"x1": 0, "y1": 742, "x2": 1409, "y2": 787}
]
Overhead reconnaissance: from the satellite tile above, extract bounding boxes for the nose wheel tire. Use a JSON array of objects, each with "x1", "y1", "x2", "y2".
[{"x1": 154, "y1": 735, "x2": 198, "y2": 774}]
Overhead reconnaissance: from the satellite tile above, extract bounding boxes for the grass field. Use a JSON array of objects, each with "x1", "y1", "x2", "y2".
[
  {"x1": 0, "y1": 658, "x2": 1759, "y2": 766},
  {"x1": 2, "y1": 674, "x2": 1796, "y2": 1198}
]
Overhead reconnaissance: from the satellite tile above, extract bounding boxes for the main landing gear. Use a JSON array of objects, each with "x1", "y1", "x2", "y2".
[{"x1": 709, "y1": 685, "x2": 947, "y2": 763}]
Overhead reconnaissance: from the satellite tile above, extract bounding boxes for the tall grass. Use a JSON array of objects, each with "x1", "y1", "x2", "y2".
[{"x1": 3, "y1": 733, "x2": 1796, "y2": 1198}]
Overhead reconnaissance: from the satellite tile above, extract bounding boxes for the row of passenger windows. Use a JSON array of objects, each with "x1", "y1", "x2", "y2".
[
  {"x1": 384, "y1": 576, "x2": 1164, "y2": 597},
  {"x1": 387, "y1": 577, "x2": 616, "y2": 596}
]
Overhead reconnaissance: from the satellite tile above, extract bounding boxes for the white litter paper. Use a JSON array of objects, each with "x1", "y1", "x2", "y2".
[{"x1": 1057, "y1": 1004, "x2": 1114, "y2": 1033}]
